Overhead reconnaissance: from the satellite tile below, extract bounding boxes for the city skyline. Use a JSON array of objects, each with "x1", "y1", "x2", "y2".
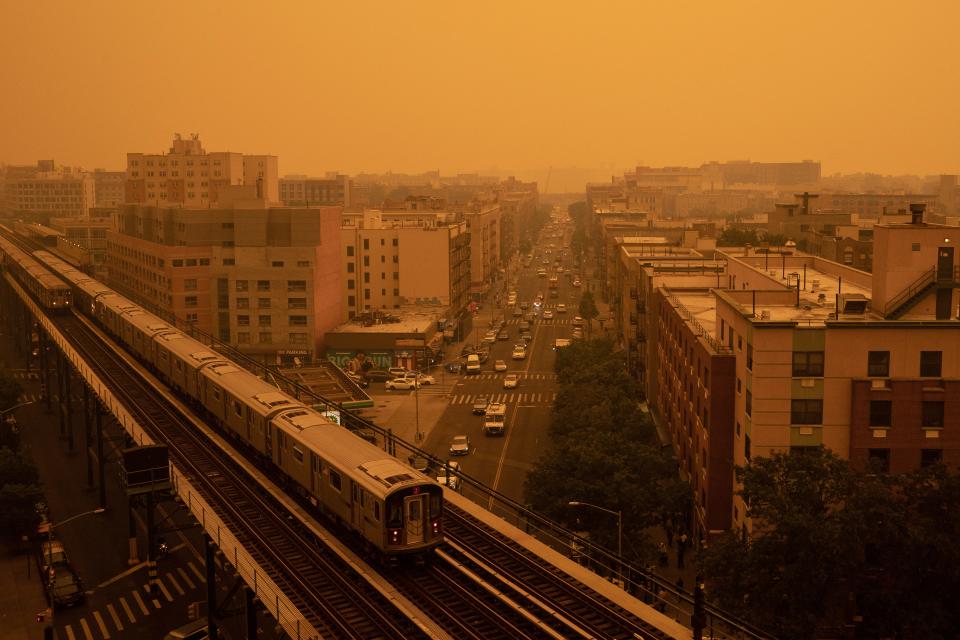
[{"x1": 1, "y1": 2, "x2": 959, "y2": 180}]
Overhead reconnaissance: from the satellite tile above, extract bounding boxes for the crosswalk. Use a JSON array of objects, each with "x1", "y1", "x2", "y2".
[
  {"x1": 11, "y1": 371, "x2": 40, "y2": 380},
  {"x1": 59, "y1": 559, "x2": 208, "y2": 640},
  {"x1": 451, "y1": 392, "x2": 557, "y2": 406},
  {"x1": 504, "y1": 317, "x2": 576, "y2": 325},
  {"x1": 461, "y1": 373, "x2": 556, "y2": 382}
]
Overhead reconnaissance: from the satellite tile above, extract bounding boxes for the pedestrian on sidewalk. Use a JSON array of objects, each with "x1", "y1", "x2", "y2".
[
  {"x1": 677, "y1": 532, "x2": 688, "y2": 569},
  {"x1": 657, "y1": 541, "x2": 668, "y2": 567},
  {"x1": 665, "y1": 522, "x2": 674, "y2": 548}
]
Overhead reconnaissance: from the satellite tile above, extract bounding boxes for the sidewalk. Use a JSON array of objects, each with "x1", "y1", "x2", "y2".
[{"x1": 0, "y1": 543, "x2": 50, "y2": 640}]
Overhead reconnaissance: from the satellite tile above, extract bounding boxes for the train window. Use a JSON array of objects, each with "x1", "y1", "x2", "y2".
[
  {"x1": 329, "y1": 470, "x2": 342, "y2": 491},
  {"x1": 387, "y1": 503, "x2": 402, "y2": 528},
  {"x1": 212, "y1": 388, "x2": 221, "y2": 401},
  {"x1": 175, "y1": 361, "x2": 182, "y2": 371},
  {"x1": 292, "y1": 445, "x2": 303, "y2": 463},
  {"x1": 431, "y1": 494, "x2": 441, "y2": 518},
  {"x1": 359, "y1": 491, "x2": 365, "y2": 507},
  {"x1": 232, "y1": 400, "x2": 242, "y2": 417},
  {"x1": 374, "y1": 503, "x2": 380, "y2": 521}
]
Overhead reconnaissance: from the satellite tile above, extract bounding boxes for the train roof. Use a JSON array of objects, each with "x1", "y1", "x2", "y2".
[
  {"x1": 200, "y1": 362, "x2": 303, "y2": 418},
  {"x1": 267, "y1": 404, "x2": 434, "y2": 496},
  {"x1": 155, "y1": 331, "x2": 226, "y2": 366},
  {"x1": 124, "y1": 308, "x2": 173, "y2": 336}
]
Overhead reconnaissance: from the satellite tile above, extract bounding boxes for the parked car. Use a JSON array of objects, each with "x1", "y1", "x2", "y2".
[
  {"x1": 449, "y1": 435, "x2": 471, "y2": 456},
  {"x1": 411, "y1": 373, "x2": 435, "y2": 385},
  {"x1": 557, "y1": 303, "x2": 567, "y2": 313},
  {"x1": 461, "y1": 344, "x2": 479, "y2": 357},
  {"x1": 477, "y1": 350, "x2": 490, "y2": 364},
  {"x1": 494, "y1": 359, "x2": 507, "y2": 372},
  {"x1": 364, "y1": 369, "x2": 391, "y2": 382},
  {"x1": 37, "y1": 540, "x2": 68, "y2": 577},
  {"x1": 503, "y1": 373, "x2": 520, "y2": 389},
  {"x1": 385, "y1": 377, "x2": 419, "y2": 390},
  {"x1": 572, "y1": 279, "x2": 582, "y2": 287},
  {"x1": 437, "y1": 460, "x2": 461, "y2": 490},
  {"x1": 520, "y1": 332, "x2": 533, "y2": 344},
  {"x1": 163, "y1": 618, "x2": 210, "y2": 640},
  {"x1": 407, "y1": 455, "x2": 430, "y2": 473},
  {"x1": 445, "y1": 361, "x2": 462, "y2": 374},
  {"x1": 542, "y1": 310, "x2": 554, "y2": 319},
  {"x1": 483, "y1": 330, "x2": 498, "y2": 344},
  {"x1": 345, "y1": 372, "x2": 369, "y2": 388},
  {"x1": 572, "y1": 316, "x2": 584, "y2": 327},
  {"x1": 387, "y1": 367, "x2": 408, "y2": 378},
  {"x1": 45, "y1": 561, "x2": 84, "y2": 609}
]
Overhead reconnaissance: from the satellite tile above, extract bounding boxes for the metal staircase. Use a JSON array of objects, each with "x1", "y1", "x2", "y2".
[{"x1": 884, "y1": 268, "x2": 936, "y2": 319}]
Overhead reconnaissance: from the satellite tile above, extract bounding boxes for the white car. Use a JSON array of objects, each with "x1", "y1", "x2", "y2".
[
  {"x1": 572, "y1": 315, "x2": 584, "y2": 327},
  {"x1": 404, "y1": 372, "x2": 435, "y2": 385},
  {"x1": 542, "y1": 310, "x2": 554, "y2": 319},
  {"x1": 437, "y1": 461, "x2": 461, "y2": 490},
  {"x1": 449, "y1": 435, "x2": 471, "y2": 456},
  {"x1": 388, "y1": 367, "x2": 408, "y2": 378},
  {"x1": 494, "y1": 359, "x2": 508, "y2": 372},
  {"x1": 503, "y1": 373, "x2": 519, "y2": 389},
  {"x1": 557, "y1": 303, "x2": 567, "y2": 313},
  {"x1": 483, "y1": 330, "x2": 498, "y2": 344},
  {"x1": 385, "y1": 377, "x2": 419, "y2": 390},
  {"x1": 512, "y1": 345, "x2": 527, "y2": 360}
]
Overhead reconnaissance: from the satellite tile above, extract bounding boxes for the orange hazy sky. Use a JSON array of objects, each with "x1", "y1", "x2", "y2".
[{"x1": 1, "y1": 1, "x2": 958, "y2": 179}]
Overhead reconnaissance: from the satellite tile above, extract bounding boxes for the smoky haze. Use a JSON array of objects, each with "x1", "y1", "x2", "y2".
[{"x1": 1, "y1": 1, "x2": 958, "y2": 183}]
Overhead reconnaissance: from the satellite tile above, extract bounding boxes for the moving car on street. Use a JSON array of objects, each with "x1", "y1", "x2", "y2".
[
  {"x1": 472, "y1": 395, "x2": 490, "y2": 415},
  {"x1": 503, "y1": 373, "x2": 519, "y2": 389},
  {"x1": 437, "y1": 460, "x2": 461, "y2": 490},
  {"x1": 385, "y1": 377, "x2": 420, "y2": 390},
  {"x1": 494, "y1": 359, "x2": 508, "y2": 372},
  {"x1": 449, "y1": 435, "x2": 471, "y2": 456},
  {"x1": 512, "y1": 344, "x2": 527, "y2": 360}
]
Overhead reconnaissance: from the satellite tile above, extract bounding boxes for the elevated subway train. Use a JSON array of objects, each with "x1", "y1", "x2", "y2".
[
  {"x1": 0, "y1": 234, "x2": 72, "y2": 312},
  {"x1": 23, "y1": 248, "x2": 443, "y2": 558}
]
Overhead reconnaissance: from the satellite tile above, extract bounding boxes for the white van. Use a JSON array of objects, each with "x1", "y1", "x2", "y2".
[{"x1": 164, "y1": 618, "x2": 208, "y2": 640}]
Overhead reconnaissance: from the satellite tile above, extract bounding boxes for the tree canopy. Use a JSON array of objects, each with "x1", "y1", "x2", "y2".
[
  {"x1": 0, "y1": 367, "x2": 23, "y2": 414},
  {"x1": 700, "y1": 447, "x2": 960, "y2": 639},
  {"x1": 524, "y1": 338, "x2": 689, "y2": 563}
]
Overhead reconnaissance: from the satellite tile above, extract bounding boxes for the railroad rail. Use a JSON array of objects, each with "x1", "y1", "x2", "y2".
[{"x1": 55, "y1": 313, "x2": 428, "y2": 640}]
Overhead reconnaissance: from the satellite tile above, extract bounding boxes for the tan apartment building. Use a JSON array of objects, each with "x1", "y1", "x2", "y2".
[
  {"x1": 125, "y1": 134, "x2": 279, "y2": 208},
  {"x1": 107, "y1": 203, "x2": 341, "y2": 364},
  {"x1": 50, "y1": 214, "x2": 113, "y2": 278},
  {"x1": 280, "y1": 174, "x2": 352, "y2": 207},
  {"x1": 2, "y1": 160, "x2": 95, "y2": 219},
  {"x1": 340, "y1": 210, "x2": 470, "y2": 321},
  {"x1": 93, "y1": 169, "x2": 126, "y2": 207},
  {"x1": 463, "y1": 203, "x2": 501, "y2": 299}
]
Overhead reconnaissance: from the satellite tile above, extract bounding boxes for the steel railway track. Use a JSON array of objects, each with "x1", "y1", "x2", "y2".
[{"x1": 56, "y1": 313, "x2": 427, "y2": 640}]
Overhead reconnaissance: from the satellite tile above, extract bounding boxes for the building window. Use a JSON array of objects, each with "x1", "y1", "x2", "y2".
[
  {"x1": 237, "y1": 332, "x2": 250, "y2": 344},
  {"x1": 745, "y1": 389, "x2": 752, "y2": 417},
  {"x1": 236, "y1": 280, "x2": 249, "y2": 292},
  {"x1": 259, "y1": 332, "x2": 272, "y2": 343},
  {"x1": 347, "y1": 295, "x2": 355, "y2": 306},
  {"x1": 868, "y1": 448, "x2": 890, "y2": 473},
  {"x1": 186, "y1": 313, "x2": 198, "y2": 322},
  {"x1": 922, "y1": 401, "x2": 944, "y2": 427},
  {"x1": 347, "y1": 263, "x2": 355, "y2": 273},
  {"x1": 920, "y1": 448, "x2": 943, "y2": 467},
  {"x1": 869, "y1": 400, "x2": 892, "y2": 427},
  {"x1": 736, "y1": 421, "x2": 741, "y2": 436},
  {"x1": 221, "y1": 222, "x2": 235, "y2": 229},
  {"x1": 257, "y1": 280, "x2": 270, "y2": 292},
  {"x1": 392, "y1": 238, "x2": 398, "y2": 247},
  {"x1": 746, "y1": 343, "x2": 753, "y2": 370},
  {"x1": 185, "y1": 295, "x2": 198, "y2": 307},
  {"x1": 259, "y1": 315, "x2": 272, "y2": 327},
  {"x1": 363, "y1": 256, "x2": 370, "y2": 267},
  {"x1": 737, "y1": 378, "x2": 742, "y2": 394},
  {"x1": 184, "y1": 278, "x2": 197, "y2": 291},
  {"x1": 867, "y1": 351, "x2": 890, "y2": 377},
  {"x1": 363, "y1": 239, "x2": 369, "y2": 250},
  {"x1": 237, "y1": 315, "x2": 251, "y2": 326},
  {"x1": 173, "y1": 259, "x2": 183, "y2": 267},
  {"x1": 364, "y1": 289, "x2": 370, "y2": 300},
  {"x1": 288, "y1": 297, "x2": 306, "y2": 309},
  {"x1": 911, "y1": 243, "x2": 921, "y2": 252},
  {"x1": 289, "y1": 315, "x2": 307, "y2": 326},
  {"x1": 346, "y1": 246, "x2": 354, "y2": 257},
  {"x1": 347, "y1": 279, "x2": 355, "y2": 290},
  {"x1": 792, "y1": 351, "x2": 825, "y2": 377},
  {"x1": 791, "y1": 399, "x2": 823, "y2": 424},
  {"x1": 289, "y1": 332, "x2": 308, "y2": 344},
  {"x1": 363, "y1": 273, "x2": 370, "y2": 283},
  {"x1": 297, "y1": 260, "x2": 310, "y2": 267},
  {"x1": 271, "y1": 261, "x2": 284, "y2": 268},
  {"x1": 920, "y1": 351, "x2": 942, "y2": 377},
  {"x1": 744, "y1": 434, "x2": 751, "y2": 461},
  {"x1": 288, "y1": 280, "x2": 306, "y2": 291},
  {"x1": 223, "y1": 258, "x2": 235, "y2": 266},
  {"x1": 258, "y1": 298, "x2": 271, "y2": 309},
  {"x1": 236, "y1": 297, "x2": 249, "y2": 309}
]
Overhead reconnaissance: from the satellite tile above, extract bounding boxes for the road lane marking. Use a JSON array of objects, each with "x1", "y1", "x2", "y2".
[
  {"x1": 157, "y1": 576, "x2": 174, "y2": 601},
  {"x1": 119, "y1": 596, "x2": 136, "y2": 622},
  {"x1": 488, "y1": 404, "x2": 525, "y2": 510},
  {"x1": 131, "y1": 590, "x2": 150, "y2": 616},
  {"x1": 79, "y1": 618, "x2": 94, "y2": 640},
  {"x1": 97, "y1": 561, "x2": 147, "y2": 588},
  {"x1": 166, "y1": 572, "x2": 185, "y2": 596},
  {"x1": 92, "y1": 610, "x2": 111, "y2": 639},
  {"x1": 177, "y1": 567, "x2": 196, "y2": 590},
  {"x1": 106, "y1": 603, "x2": 124, "y2": 631},
  {"x1": 188, "y1": 561, "x2": 205, "y2": 582}
]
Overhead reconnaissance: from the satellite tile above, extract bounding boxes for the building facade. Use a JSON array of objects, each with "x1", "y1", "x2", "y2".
[
  {"x1": 2, "y1": 161, "x2": 95, "y2": 219},
  {"x1": 280, "y1": 174, "x2": 352, "y2": 207},
  {"x1": 107, "y1": 203, "x2": 341, "y2": 364}
]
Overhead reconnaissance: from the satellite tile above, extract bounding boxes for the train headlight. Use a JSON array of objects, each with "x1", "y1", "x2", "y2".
[
  {"x1": 389, "y1": 529, "x2": 401, "y2": 544},
  {"x1": 432, "y1": 520, "x2": 441, "y2": 534}
]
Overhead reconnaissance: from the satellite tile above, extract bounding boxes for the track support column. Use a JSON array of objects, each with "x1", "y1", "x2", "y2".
[
  {"x1": 127, "y1": 500, "x2": 139, "y2": 566},
  {"x1": 245, "y1": 586, "x2": 257, "y2": 639},
  {"x1": 205, "y1": 534, "x2": 219, "y2": 640}
]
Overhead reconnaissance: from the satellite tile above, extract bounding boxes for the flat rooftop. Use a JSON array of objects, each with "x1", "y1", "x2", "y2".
[
  {"x1": 331, "y1": 307, "x2": 442, "y2": 334},
  {"x1": 672, "y1": 290, "x2": 719, "y2": 338}
]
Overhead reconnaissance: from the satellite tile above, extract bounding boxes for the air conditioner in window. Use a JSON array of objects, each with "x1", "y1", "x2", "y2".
[
  {"x1": 799, "y1": 427, "x2": 814, "y2": 436},
  {"x1": 801, "y1": 378, "x2": 815, "y2": 388},
  {"x1": 870, "y1": 379, "x2": 888, "y2": 390}
]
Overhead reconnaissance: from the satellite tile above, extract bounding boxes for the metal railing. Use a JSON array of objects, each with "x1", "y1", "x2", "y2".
[
  {"x1": 883, "y1": 267, "x2": 935, "y2": 317},
  {"x1": 662, "y1": 286, "x2": 730, "y2": 354}
]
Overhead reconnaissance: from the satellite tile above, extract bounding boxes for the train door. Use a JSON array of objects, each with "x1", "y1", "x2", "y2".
[
  {"x1": 404, "y1": 494, "x2": 425, "y2": 545},
  {"x1": 244, "y1": 408, "x2": 252, "y2": 442},
  {"x1": 276, "y1": 430, "x2": 283, "y2": 466},
  {"x1": 265, "y1": 422, "x2": 273, "y2": 460},
  {"x1": 351, "y1": 482, "x2": 361, "y2": 530}
]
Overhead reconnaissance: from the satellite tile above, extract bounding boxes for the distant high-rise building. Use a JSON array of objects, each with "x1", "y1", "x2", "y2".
[
  {"x1": 280, "y1": 174, "x2": 352, "y2": 207},
  {"x1": 92, "y1": 169, "x2": 125, "y2": 208},
  {"x1": 701, "y1": 160, "x2": 821, "y2": 188},
  {"x1": 125, "y1": 134, "x2": 278, "y2": 208},
  {"x1": 1, "y1": 160, "x2": 95, "y2": 219}
]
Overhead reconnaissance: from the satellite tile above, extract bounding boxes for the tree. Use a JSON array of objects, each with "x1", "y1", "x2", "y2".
[
  {"x1": 700, "y1": 449, "x2": 960, "y2": 639},
  {"x1": 0, "y1": 368, "x2": 23, "y2": 414},
  {"x1": 0, "y1": 483, "x2": 43, "y2": 541},
  {"x1": 578, "y1": 291, "x2": 599, "y2": 335},
  {"x1": 763, "y1": 233, "x2": 788, "y2": 247},
  {"x1": 0, "y1": 446, "x2": 40, "y2": 487},
  {"x1": 717, "y1": 227, "x2": 760, "y2": 246}
]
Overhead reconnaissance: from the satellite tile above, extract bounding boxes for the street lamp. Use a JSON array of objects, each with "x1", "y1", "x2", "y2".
[
  {"x1": 41, "y1": 507, "x2": 106, "y2": 567},
  {"x1": 568, "y1": 500, "x2": 623, "y2": 587},
  {"x1": 1, "y1": 400, "x2": 34, "y2": 418}
]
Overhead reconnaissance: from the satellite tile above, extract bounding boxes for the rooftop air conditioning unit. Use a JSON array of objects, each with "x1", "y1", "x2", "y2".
[
  {"x1": 840, "y1": 293, "x2": 870, "y2": 315},
  {"x1": 760, "y1": 310, "x2": 771, "y2": 320},
  {"x1": 811, "y1": 279, "x2": 820, "y2": 292}
]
